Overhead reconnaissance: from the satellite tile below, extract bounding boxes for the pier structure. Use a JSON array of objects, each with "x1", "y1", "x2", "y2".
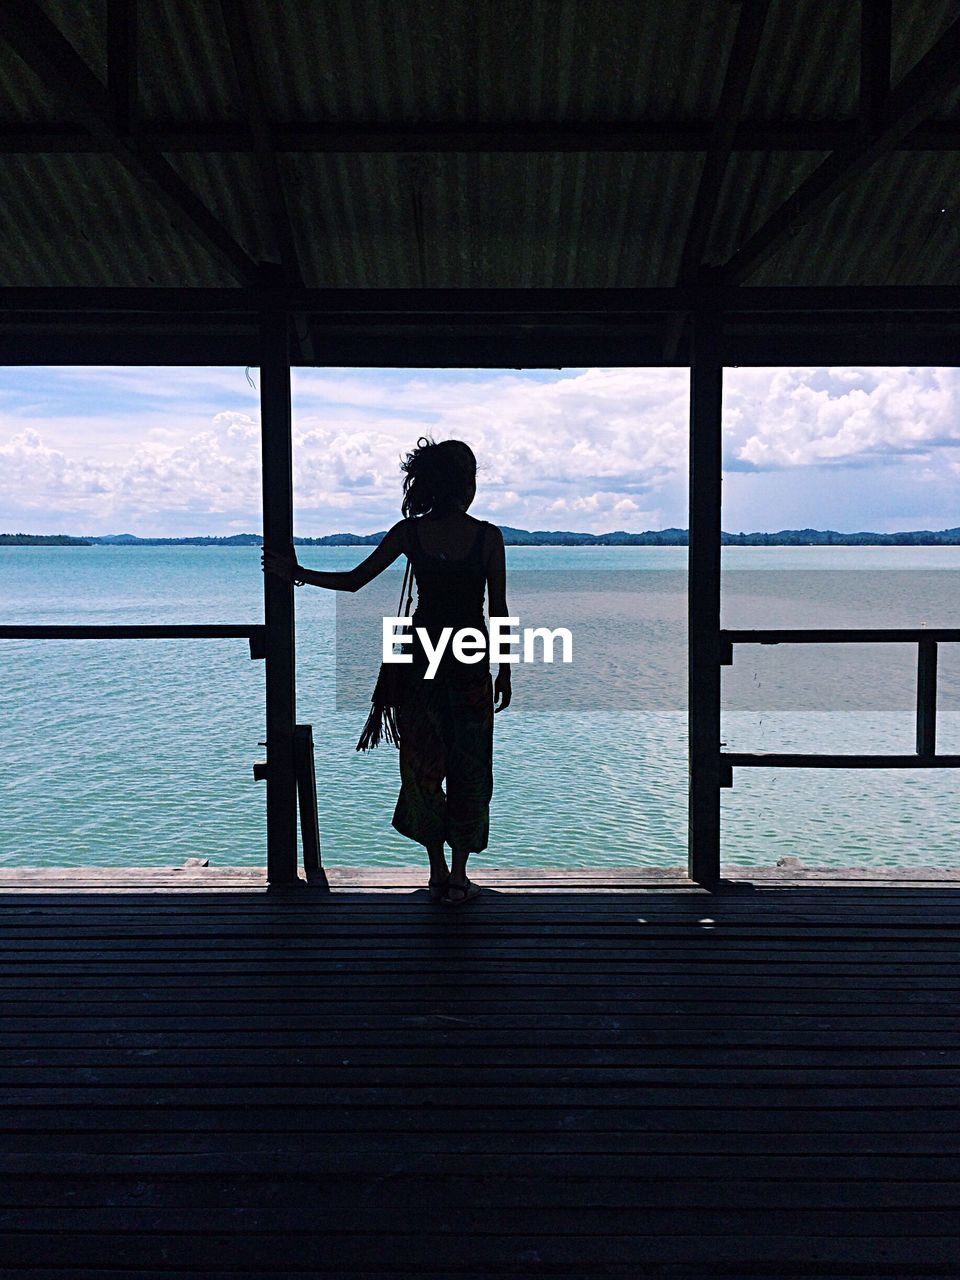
[{"x1": 1, "y1": 3, "x2": 960, "y2": 1273}]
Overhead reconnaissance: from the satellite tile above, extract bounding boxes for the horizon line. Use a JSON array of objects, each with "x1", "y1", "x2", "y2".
[{"x1": 4, "y1": 522, "x2": 960, "y2": 545}]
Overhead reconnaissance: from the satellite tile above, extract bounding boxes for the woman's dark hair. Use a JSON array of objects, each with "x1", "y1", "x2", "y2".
[{"x1": 401, "y1": 437, "x2": 477, "y2": 518}]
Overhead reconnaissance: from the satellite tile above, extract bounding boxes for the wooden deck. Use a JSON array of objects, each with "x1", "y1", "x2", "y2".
[{"x1": 2, "y1": 864, "x2": 960, "y2": 1278}]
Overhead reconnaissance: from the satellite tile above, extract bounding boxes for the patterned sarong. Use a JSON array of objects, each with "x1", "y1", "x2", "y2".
[{"x1": 391, "y1": 673, "x2": 494, "y2": 852}]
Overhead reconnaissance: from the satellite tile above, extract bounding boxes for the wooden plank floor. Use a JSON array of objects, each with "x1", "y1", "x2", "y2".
[{"x1": 2, "y1": 865, "x2": 960, "y2": 1278}]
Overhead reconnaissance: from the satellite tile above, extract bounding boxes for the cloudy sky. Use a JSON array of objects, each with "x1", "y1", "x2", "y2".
[{"x1": 0, "y1": 364, "x2": 958, "y2": 536}]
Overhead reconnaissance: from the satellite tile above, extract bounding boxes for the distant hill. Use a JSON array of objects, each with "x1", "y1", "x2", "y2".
[
  {"x1": 0, "y1": 533, "x2": 91, "y2": 546},
  {"x1": 5, "y1": 526, "x2": 960, "y2": 547},
  {"x1": 720, "y1": 527, "x2": 960, "y2": 547},
  {"x1": 86, "y1": 533, "x2": 269, "y2": 546},
  {"x1": 497, "y1": 526, "x2": 689, "y2": 546},
  {"x1": 499, "y1": 525, "x2": 960, "y2": 546}
]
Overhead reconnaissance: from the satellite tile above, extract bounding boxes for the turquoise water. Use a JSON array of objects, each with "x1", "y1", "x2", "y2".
[{"x1": 1, "y1": 545, "x2": 958, "y2": 872}]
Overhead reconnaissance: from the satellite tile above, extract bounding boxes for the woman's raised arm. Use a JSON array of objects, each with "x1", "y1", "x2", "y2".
[{"x1": 262, "y1": 521, "x2": 406, "y2": 592}]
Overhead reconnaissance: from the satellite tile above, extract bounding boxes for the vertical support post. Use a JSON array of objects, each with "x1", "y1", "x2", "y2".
[
  {"x1": 916, "y1": 638, "x2": 938, "y2": 756},
  {"x1": 859, "y1": 0, "x2": 891, "y2": 128},
  {"x1": 294, "y1": 723, "x2": 329, "y2": 890},
  {"x1": 107, "y1": 0, "x2": 138, "y2": 137},
  {"x1": 688, "y1": 318, "x2": 723, "y2": 887},
  {"x1": 260, "y1": 311, "x2": 298, "y2": 883}
]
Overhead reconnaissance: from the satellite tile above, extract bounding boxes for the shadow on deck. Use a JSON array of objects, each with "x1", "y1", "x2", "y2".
[{"x1": 1, "y1": 866, "x2": 959, "y2": 1277}]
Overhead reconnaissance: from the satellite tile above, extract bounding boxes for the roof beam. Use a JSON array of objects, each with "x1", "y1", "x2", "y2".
[
  {"x1": 0, "y1": 0, "x2": 262, "y2": 286},
  {"x1": 715, "y1": 14, "x2": 960, "y2": 285},
  {"x1": 106, "y1": 0, "x2": 137, "y2": 136},
  {"x1": 665, "y1": 0, "x2": 770, "y2": 358},
  {"x1": 5, "y1": 327, "x2": 960, "y2": 370},
  {"x1": 3, "y1": 288, "x2": 960, "y2": 369},
  {"x1": 859, "y1": 0, "x2": 891, "y2": 127},
  {"x1": 1, "y1": 118, "x2": 960, "y2": 155},
  {"x1": 0, "y1": 285, "x2": 959, "y2": 315},
  {"x1": 218, "y1": 0, "x2": 302, "y2": 287},
  {"x1": 677, "y1": 0, "x2": 771, "y2": 283}
]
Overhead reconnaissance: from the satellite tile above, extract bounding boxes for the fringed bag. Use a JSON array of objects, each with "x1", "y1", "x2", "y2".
[{"x1": 355, "y1": 556, "x2": 414, "y2": 751}]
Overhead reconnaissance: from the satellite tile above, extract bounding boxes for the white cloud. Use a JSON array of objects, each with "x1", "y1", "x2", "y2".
[
  {"x1": 0, "y1": 365, "x2": 959, "y2": 534},
  {"x1": 726, "y1": 366, "x2": 960, "y2": 469},
  {"x1": 286, "y1": 366, "x2": 690, "y2": 532}
]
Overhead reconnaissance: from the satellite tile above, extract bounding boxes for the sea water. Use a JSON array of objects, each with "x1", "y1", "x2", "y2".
[{"x1": 1, "y1": 545, "x2": 958, "y2": 872}]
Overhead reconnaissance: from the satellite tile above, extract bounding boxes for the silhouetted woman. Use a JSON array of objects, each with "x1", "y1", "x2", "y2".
[{"x1": 263, "y1": 438, "x2": 511, "y2": 905}]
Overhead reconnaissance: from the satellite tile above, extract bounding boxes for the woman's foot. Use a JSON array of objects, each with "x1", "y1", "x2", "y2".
[
  {"x1": 427, "y1": 871, "x2": 450, "y2": 901},
  {"x1": 442, "y1": 876, "x2": 481, "y2": 906},
  {"x1": 426, "y1": 843, "x2": 450, "y2": 900}
]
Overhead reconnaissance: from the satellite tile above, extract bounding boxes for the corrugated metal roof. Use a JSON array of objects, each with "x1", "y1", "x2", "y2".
[
  {"x1": 0, "y1": 0, "x2": 956, "y2": 290},
  {"x1": 892, "y1": 0, "x2": 959, "y2": 82},
  {"x1": 705, "y1": 149, "x2": 831, "y2": 272},
  {"x1": 34, "y1": 0, "x2": 103, "y2": 83},
  {"x1": 753, "y1": 149, "x2": 960, "y2": 287},
  {"x1": 164, "y1": 150, "x2": 273, "y2": 266},
  {"x1": 0, "y1": 152, "x2": 233, "y2": 286},
  {"x1": 286, "y1": 150, "x2": 704, "y2": 288},
  {"x1": 745, "y1": 3, "x2": 860, "y2": 120},
  {"x1": 138, "y1": 0, "x2": 241, "y2": 122},
  {"x1": 244, "y1": 0, "x2": 736, "y2": 124}
]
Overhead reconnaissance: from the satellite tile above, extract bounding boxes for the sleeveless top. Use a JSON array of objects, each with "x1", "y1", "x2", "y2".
[{"x1": 404, "y1": 516, "x2": 490, "y2": 685}]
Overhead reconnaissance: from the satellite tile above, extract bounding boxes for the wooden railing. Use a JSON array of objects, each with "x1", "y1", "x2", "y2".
[
  {"x1": 719, "y1": 628, "x2": 960, "y2": 786},
  {"x1": 0, "y1": 623, "x2": 267, "y2": 657},
  {"x1": 0, "y1": 623, "x2": 328, "y2": 885}
]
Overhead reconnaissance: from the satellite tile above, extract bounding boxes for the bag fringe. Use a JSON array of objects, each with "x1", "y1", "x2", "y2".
[
  {"x1": 355, "y1": 701, "x2": 401, "y2": 752},
  {"x1": 356, "y1": 555, "x2": 413, "y2": 752},
  {"x1": 355, "y1": 666, "x2": 403, "y2": 751}
]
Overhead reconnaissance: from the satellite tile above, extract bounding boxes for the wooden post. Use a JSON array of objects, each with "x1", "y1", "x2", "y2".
[
  {"x1": 688, "y1": 319, "x2": 723, "y2": 887},
  {"x1": 294, "y1": 723, "x2": 329, "y2": 889},
  {"x1": 260, "y1": 311, "x2": 298, "y2": 883},
  {"x1": 916, "y1": 637, "x2": 938, "y2": 756}
]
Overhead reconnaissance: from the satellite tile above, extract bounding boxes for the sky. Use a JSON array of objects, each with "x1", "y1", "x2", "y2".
[{"x1": 0, "y1": 364, "x2": 958, "y2": 536}]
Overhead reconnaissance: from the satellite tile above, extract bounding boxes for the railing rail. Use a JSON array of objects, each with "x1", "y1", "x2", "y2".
[
  {"x1": 0, "y1": 620, "x2": 329, "y2": 883},
  {"x1": 719, "y1": 627, "x2": 960, "y2": 786},
  {"x1": 0, "y1": 623, "x2": 266, "y2": 659},
  {"x1": 721, "y1": 627, "x2": 960, "y2": 649}
]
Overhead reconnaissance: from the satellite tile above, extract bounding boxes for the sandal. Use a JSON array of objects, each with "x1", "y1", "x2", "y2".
[
  {"x1": 428, "y1": 875, "x2": 450, "y2": 902},
  {"x1": 442, "y1": 876, "x2": 481, "y2": 907}
]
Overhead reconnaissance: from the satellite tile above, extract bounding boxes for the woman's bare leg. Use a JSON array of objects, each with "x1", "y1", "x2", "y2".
[
  {"x1": 446, "y1": 846, "x2": 477, "y2": 901},
  {"x1": 427, "y1": 842, "x2": 449, "y2": 883}
]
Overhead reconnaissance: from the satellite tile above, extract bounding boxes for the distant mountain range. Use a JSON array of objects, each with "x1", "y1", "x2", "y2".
[{"x1": 4, "y1": 526, "x2": 960, "y2": 547}]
